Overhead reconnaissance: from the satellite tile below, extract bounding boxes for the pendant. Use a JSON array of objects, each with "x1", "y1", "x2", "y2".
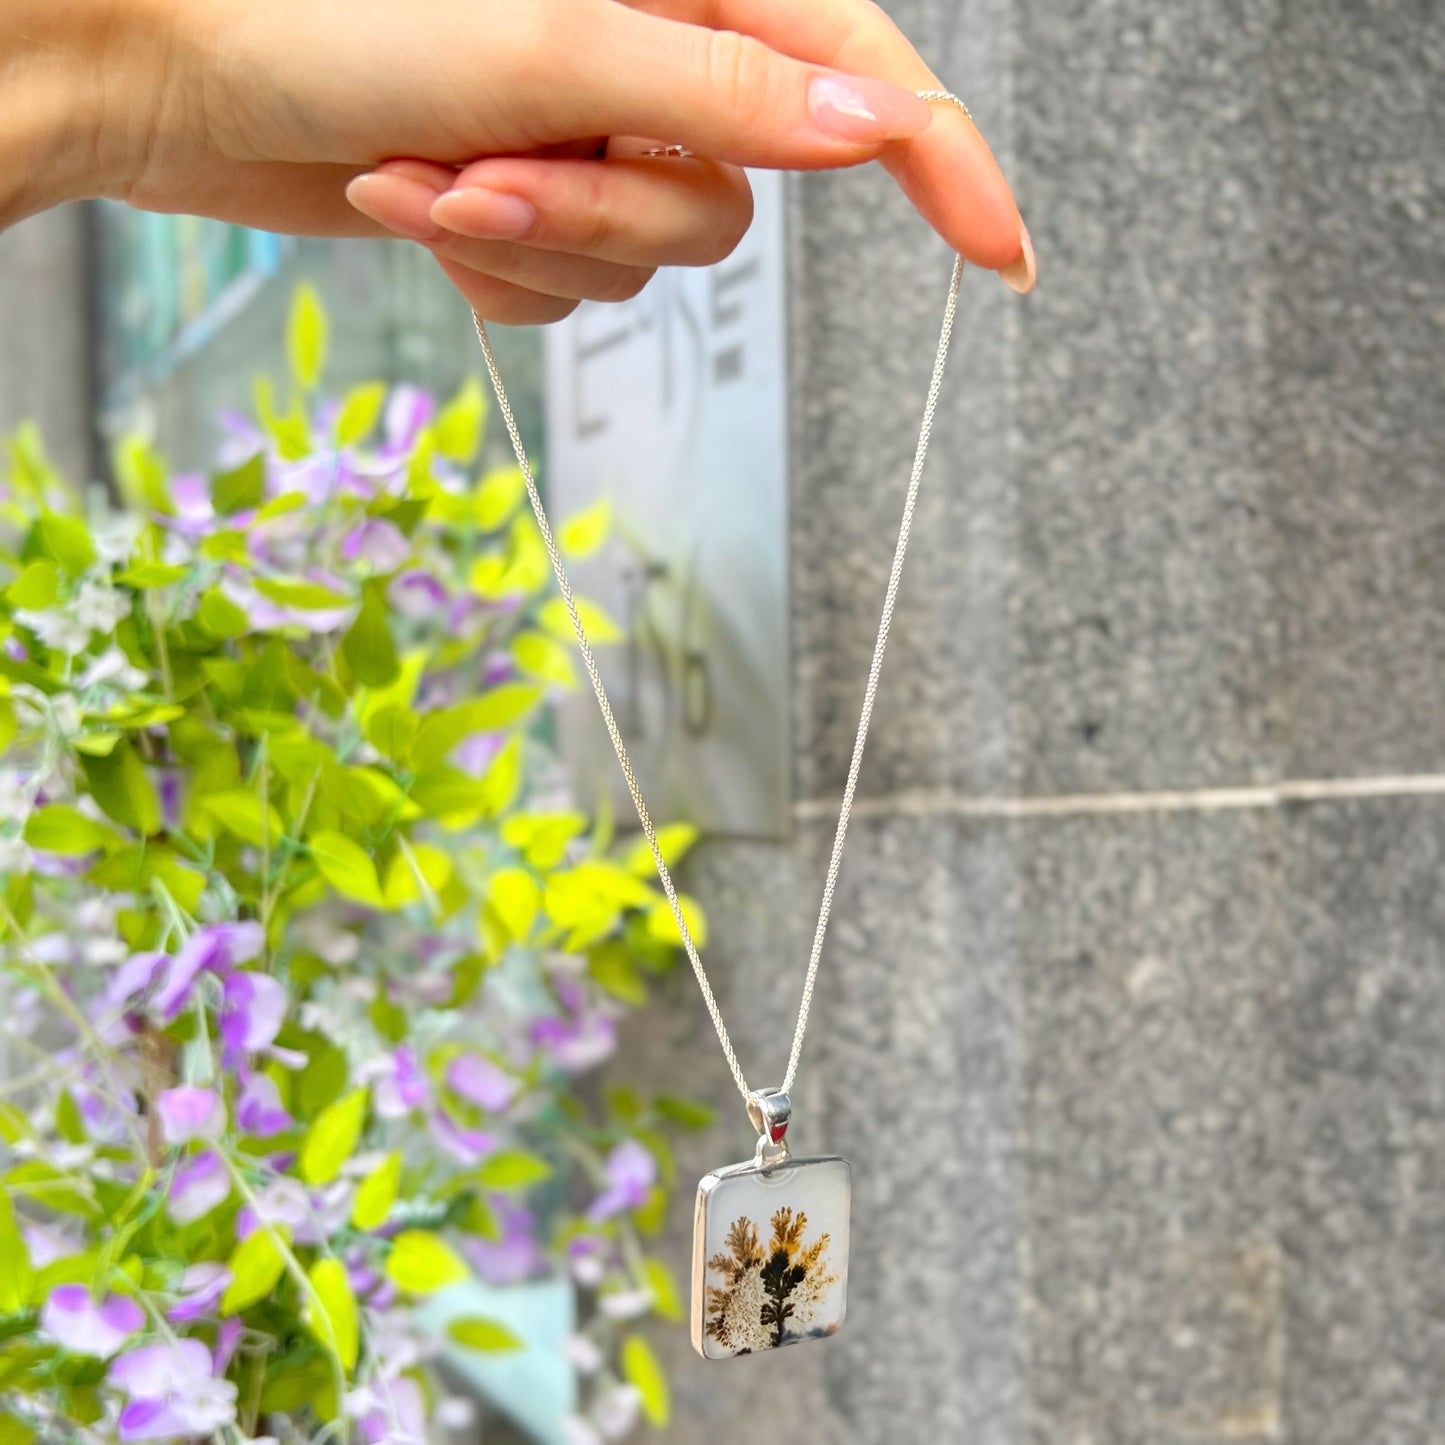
[{"x1": 690, "y1": 1089, "x2": 851, "y2": 1358}]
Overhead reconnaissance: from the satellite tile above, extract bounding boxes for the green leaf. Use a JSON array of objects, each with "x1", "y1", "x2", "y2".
[
  {"x1": 35, "y1": 512, "x2": 96, "y2": 576},
  {"x1": 559, "y1": 498, "x2": 610, "y2": 559},
  {"x1": 625, "y1": 823, "x2": 699, "y2": 876},
  {"x1": 5, "y1": 559, "x2": 60, "y2": 609},
  {"x1": 385, "y1": 1230, "x2": 468, "y2": 1294},
  {"x1": 0, "y1": 1412, "x2": 37, "y2": 1444},
  {"x1": 509, "y1": 630, "x2": 577, "y2": 690},
  {"x1": 642, "y1": 1258, "x2": 684, "y2": 1322},
  {"x1": 309, "y1": 830, "x2": 384, "y2": 905},
  {"x1": 253, "y1": 578, "x2": 353, "y2": 611},
  {"x1": 588, "y1": 942, "x2": 648, "y2": 1007},
  {"x1": 200, "y1": 790, "x2": 283, "y2": 848},
  {"x1": 0, "y1": 1189, "x2": 34, "y2": 1312},
  {"x1": 500, "y1": 811, "x2": 587, "y2": 870},
  {"x1": 351, "y1": 1151, "x2": 401, "y2": 1231},
  {"x1": 288, "y1": 282, "x2": 328, "y2": 390},
  {"x1": 334, "y1": 382, "x2": 387, "y2": 448},
  {"x1": 410, "y1": 686, "x2": 542, "y2": 772},
  {"x1": 222, "y1": 1225, "x2": 290, "y2": 1313},
  {"x1": 476, "y1": 1149, "x2": 552, "y2": 1192},
  {"x1": 538, "y1": 595, "x2": 623, "y2": 645},
  {"x1": 81, "y1": 741, "x2": 161, "y2": 835},
  {"x1": 382, "y1": 842, "x2": 454, "y2": 909},
  {"x1": 620, "y1": 1333, "x2": 670, "y2": 1427},
  {"x1": 299, "y1": 1089, "x2": 368, "y2": 1186},
  {"x1": 435, "y1": 376, "x2": 487, "y2": 463},
  {"x1": 211, "y1": 452, "x2": 266, "y2": 515},
  {"x1": 195, "y1": 586, "x2": 245, "y2": 638},
  {"x1": 342, "y1": 583, "x2": 398, "y2": 687},
  {"x1": 113, "y1": 434, "x2": 173, "y2": 516},
  {"x1": 653, "y1": 1095, "x2": 714, "y2": 1130},
  {"x1": 645, "y1": 894, "x2": 708, "y2": 949},
  {"x1": 23, "y1": 806, "x2": 118, "y2": 856},
  {"x1": 363, "y1": 704, "x2": 417, "y2": 760},
  {"x1": 306, "y1": 1258, "x2": 359, "y2": 1372},
  {"x1": 471, "y1": 464, "x2": 527, "y2": 530},
  {"x1": 116, "y1": 562, "x2": 186, "y2": 589},
  {"x1": 486, "y1": 868, "x2": 540, "y2": 942},
  {"x1": 447, "y1": 1316, "x2": 525, "y2": 1352}
]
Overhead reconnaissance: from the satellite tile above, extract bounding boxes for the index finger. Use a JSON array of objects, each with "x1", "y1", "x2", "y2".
[{"x1": 616, "y1": 0, "x2": 1030, "y2": 279}]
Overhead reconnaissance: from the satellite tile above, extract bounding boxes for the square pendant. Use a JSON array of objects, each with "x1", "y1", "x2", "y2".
[{"x1": 690, "y1": 1154, "x2": 851, "y2": 1358}]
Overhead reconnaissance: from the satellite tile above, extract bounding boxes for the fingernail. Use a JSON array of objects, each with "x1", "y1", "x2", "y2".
[
  {"x1": 345, "y1": 172, "x2": 444, "y2": 241},
  {"x1": 808, "y1": 74, "x2": 933, "y2": 143},
  {"x1": 430, "y1": 187, "x2": 538, "y2": 240},
  {"x1": 1000, "y1": 220, "x2": 1036, "y2": 295}
]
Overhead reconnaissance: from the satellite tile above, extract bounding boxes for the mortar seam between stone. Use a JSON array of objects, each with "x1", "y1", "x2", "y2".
[{"x1": 793, "y1": 774, "x2": 1445, "y2": 821}]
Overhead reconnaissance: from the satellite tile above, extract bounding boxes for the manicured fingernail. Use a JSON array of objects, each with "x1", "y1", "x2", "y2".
[
  {"x1": 808, "y1": 74, "x2": 933, "y2": 143},
  {"x1": 1000, "y1": 220, "x2": 1036, "y2": 295},
  {"x1": 430, "y1": 187, "x2": 538, "y2": 240},
  {"x1": 345, "y1": 172, "x2": 443, "y2": 241}
]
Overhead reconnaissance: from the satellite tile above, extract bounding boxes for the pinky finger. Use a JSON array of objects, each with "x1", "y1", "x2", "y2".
[{"x1": 432, "y1": 254, "x2": 581, "y2": 326}]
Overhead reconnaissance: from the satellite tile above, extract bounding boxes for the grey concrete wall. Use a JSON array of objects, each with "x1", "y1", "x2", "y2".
[
  {"x1": 621, "y1": 1, "x2": 1445, "y2": 1441},
  {"x1": 0, "y1": 205, "x2": 93, "y2": 484}
]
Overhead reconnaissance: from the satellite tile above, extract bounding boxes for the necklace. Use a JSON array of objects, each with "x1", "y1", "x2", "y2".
[{"x1": 471, "y1": 88, "x2": 972, "y2": 1358}]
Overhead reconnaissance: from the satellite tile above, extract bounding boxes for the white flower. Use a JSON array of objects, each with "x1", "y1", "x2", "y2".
[
  {"x1": 597, "y1": 1288, "x2": 653, "y2": 1321},
  {"x1": 561, "y1": 1417, "x2": 603, "y2": 1445},
  {"x1": 91, "y1": 512, "x2": 141, "y2": 565},
  {"x1": 564, "y1": 1333, "x2": 603, "y2": 1374},
  {"x1": 74, "y1": 582, "x2": 130, "y2": 633},
  {"x1": 15, "y1": 607, "x2": 91, "y2": 654},
  {"x1": 79, "y1": 648, "x2": 148, "y2": 692},
  {"x1": 50, "y1": 695, "x2": 82, "y2": 737},
  {"x1": 592, "y1": 1385, "x2": 643, "y2": 1440},
  {"x1": 0, "y1": 837, "x2": 31, "y2": 874}
]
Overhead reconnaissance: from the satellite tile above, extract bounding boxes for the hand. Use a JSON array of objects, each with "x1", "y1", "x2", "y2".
[
  {"x1": 13, "y1": 0, "x2": 1032, "y2": 313},
  {"x1": 344, "y1": 2, "x2": 1035, "y2": 322}
]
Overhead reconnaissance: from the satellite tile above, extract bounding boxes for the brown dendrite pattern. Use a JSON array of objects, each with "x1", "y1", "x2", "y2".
[{"x1": 705, "y1": 1206, "x2": 838, "y2": 1352}]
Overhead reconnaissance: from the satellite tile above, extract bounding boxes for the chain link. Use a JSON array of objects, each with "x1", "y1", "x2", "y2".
[{"x1": 470, "y1": 90, "x2": 973, "y2": 1113}]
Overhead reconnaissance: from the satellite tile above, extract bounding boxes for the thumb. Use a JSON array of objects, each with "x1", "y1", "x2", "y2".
[{"x1": 513, "y1": 1, "x2": 935, "y2": 168}]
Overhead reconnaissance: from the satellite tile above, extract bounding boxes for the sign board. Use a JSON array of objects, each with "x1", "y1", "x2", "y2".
[{"x1": 541, "y1": 168, "x2": 790, "y2": 838}]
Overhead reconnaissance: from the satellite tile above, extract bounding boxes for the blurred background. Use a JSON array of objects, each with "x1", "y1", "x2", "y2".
[{"x1": 1, "y1": 0, "x2": 1442, "y2": 1441}]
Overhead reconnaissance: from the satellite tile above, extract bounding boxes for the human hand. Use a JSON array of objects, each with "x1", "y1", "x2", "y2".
[
  {"x1": 18, "y1": 0, "x2": 1031, "y2": 316},
  {"x1": 342, "y1": 2, "x2": 1035, "y2": 322}
]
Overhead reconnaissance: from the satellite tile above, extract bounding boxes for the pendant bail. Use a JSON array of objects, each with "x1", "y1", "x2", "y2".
[{"x1": 747, "y1": 1088, "x2": 791, "y2": 1168}]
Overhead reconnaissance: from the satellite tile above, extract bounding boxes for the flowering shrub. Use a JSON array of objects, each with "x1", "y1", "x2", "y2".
[{"x1": 0, "y1": 286, "x2": 710, "y2": 1444}]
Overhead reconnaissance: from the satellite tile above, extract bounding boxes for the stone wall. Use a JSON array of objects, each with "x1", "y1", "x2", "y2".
[{"x1": 623, "y1": 1, "x2": 1445, "y2": 1441}]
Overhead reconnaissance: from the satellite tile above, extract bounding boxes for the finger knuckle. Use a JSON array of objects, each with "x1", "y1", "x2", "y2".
[
  {"x1": 597, "y1": 267, "x2": 655, "y2": 303},
  {"x1": 703, "y1": 28, "x2": 775, "y2": 125}
]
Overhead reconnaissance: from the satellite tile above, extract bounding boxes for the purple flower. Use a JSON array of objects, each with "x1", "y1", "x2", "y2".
[
  {"x1": 531, "y1": 1012, "x2": 617, "y2": 1074},
  {"x1": 157, "y1": 1087, "x2": 224, "y2": 1145},
  {"x1": 369, "y1": 1046, "x2": 428, "y2": 1119},
  {"x1": 41, "y1": 1285, "x2": 144, "y2": 1356},
  {"x1": 167, "y1": 1263, "x2": 231, "y2": 1324},
  {"x1": 236, "y1": 1070, "x2": 291, "y2": 1137},
  {"x1": 214, "y1": 1317, "x2": 244, "y2": 1376},
  {"x1": 347, "y1": 1373, "x2": 427, "y2": 1445},
  {"x1": 235, "y1": 1178, "x2": 309, "y2": 1239},
  {"x1": 464, "y1": 1202, "x2": 544, "y2": 1286},
  {"x1": 429, "y1": 1111, "x2": 497, "y2": 1166},
  {"x1": 342, "y1": 519, "x2": 410, "y2": 573},
  {"x1": 388, "y1": 569, "x2": 447, "y2": 621},
  {"x1": 220, "y1": 971, "x2": 287, "y2": 1064},
  {"x1": 152, "y1": 922, "x2": 264, "y2": 1022},
  {"x1": 167, "y1": 1150, "x2": 230, "y2": 1225},
  {"x1": 383, "y1": 384, "x2": 436, "y2": 455},
  {"x1": 106, "y1": 952, "x2": 167, "y2": 1009},
  {"x1": 452, "y1": 731, "x2": 505, "y2": 777},
  {"x1": 586, "y1": 1140, "x2": 656, "y2": 1222},
  {"x1": 111, "y1": 1338, "x2": 238, "y2": 1439},
  {"x1": 446, "y1": 1054, "x2": 518, "y2": 1113}
]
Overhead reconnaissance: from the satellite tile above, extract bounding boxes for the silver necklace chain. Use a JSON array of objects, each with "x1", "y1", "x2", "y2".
[{"x1": 471, "y1": 89, "x2": 972, "y2": 1113}]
